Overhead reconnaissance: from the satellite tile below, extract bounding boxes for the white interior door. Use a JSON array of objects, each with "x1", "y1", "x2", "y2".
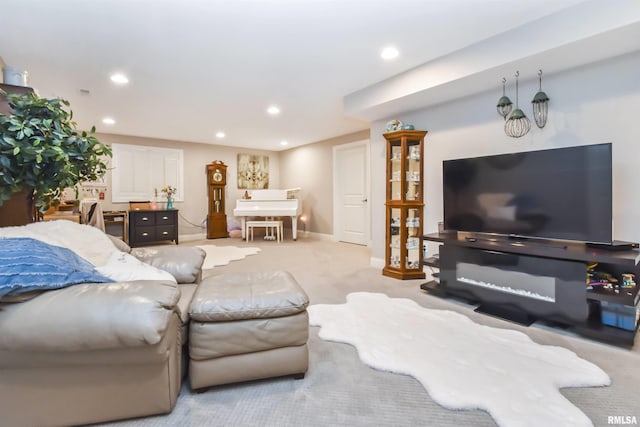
[{"x1": 333, "y1": 140, "x2": 370, "y2": 245}]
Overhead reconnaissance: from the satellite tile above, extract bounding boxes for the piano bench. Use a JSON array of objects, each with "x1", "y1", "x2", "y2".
[{"x1": 246, "y1": 220, "x2": 284, "y2": 243}]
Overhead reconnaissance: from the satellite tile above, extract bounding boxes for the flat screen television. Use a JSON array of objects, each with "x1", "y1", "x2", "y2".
[{"x1": 442, "y1": 143, "x2": 612, "y2": 244}]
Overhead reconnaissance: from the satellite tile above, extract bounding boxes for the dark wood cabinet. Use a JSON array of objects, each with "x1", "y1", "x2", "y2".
[{"x1": 128, "y1": 209, "x2": 178, "y2": 247}]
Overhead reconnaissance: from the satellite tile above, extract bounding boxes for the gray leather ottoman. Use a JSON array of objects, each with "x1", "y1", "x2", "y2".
[{"x1": 188, "y1": 271, "x2": 309, "y2": 390}]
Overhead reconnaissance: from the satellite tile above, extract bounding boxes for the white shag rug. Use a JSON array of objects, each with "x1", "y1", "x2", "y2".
[
  {"x1": 308, "y1": 292, "x2": 611, "y2": 427},
  {"x1": 196, "y1": 245, "x2": 261, "y2": 269}
]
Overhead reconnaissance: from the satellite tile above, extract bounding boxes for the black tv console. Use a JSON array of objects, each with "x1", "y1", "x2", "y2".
[
  {"x1": 587, "y1": 240, "x2": 640, "y2": 251},
  {"x1": 422, "y1": 232, "x2": 640, "y2": 346}
]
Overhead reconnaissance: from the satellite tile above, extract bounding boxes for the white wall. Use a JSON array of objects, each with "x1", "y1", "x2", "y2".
[{"x1": 370, "y1": 51, "x2": 640, "y2": 260}]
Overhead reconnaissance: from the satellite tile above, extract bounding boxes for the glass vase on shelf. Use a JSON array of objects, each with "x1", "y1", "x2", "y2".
[{"x1": 166, "y1": 197, "x2": 174, "y2": 210}]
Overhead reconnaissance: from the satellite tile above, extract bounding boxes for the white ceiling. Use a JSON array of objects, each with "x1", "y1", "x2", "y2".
[{"x1": 1, "y1": 0, "x2": 588, "y2": 151}]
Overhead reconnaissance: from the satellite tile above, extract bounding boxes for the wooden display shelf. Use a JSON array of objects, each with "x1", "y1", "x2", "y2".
[{"x1": 383, "y1": 130, "x2": 427, "y2": 280}]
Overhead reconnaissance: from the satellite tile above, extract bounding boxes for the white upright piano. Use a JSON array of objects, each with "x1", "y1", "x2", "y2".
[{"x1": 233, "y1": 188, "x2": 302, "y2": 240}]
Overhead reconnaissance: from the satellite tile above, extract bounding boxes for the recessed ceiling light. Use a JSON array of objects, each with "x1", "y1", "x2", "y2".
[
  {"x1": 110, "y1": 73, "x2": 129, "y2": 84},
  {"x1": 215, "y1": 131, "x2": 226, "y2": 138},
  {"x1": 280, "y1": 140, "x2": 289, "y2": 146},
  {"x1": 102, "y1": 117, "x2": 116, "y2": 125},
  {"x1": 380, "y1": 46, "x2": 399, "y2": 60},
  {"x1": 267, "y1": 105, "x2": 280, "y2": 115}
]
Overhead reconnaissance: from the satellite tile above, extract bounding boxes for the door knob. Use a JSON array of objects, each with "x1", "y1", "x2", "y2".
[{"x1": 362, "y1": 198, "x2": 368, "y2": 203}]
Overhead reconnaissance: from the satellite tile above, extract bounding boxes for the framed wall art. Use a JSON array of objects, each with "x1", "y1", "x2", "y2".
[{"x1": 237, "y1": 154, "x2": 269, "y2": 189}]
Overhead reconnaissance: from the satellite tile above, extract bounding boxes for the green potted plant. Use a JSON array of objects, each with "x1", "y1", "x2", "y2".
[{"x1": 0, "y1": 89, "x2": 112, "y2": 226}]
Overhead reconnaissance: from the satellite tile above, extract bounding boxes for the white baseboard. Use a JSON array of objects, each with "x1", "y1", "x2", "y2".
[
  {"x1": 370, "y1": 257, "x2": 385, "y2": 269},
  {"x1": 179, "y1": 230, "x2": 334, "y2": 242},
  {"x1": 298, "y1": 231, "x2": 335, "y2": 241},
  {"x1": 179, "y1": 232, "x2": 207, "y2": 242}
]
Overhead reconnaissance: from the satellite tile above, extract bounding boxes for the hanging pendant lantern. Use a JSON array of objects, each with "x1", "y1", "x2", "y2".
[
  {"x1": 504, "y1": 71, "x2": 531, "y2": 138},
  {"x1": 531, "y1": 69, "x2": 550, "y2": 128},
  {"x1": 496, "y1": 77, "x2": 512, "y2": 120}
]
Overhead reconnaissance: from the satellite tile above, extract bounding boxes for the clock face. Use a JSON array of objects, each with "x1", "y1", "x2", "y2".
[{"x1": 213, "y1": 170, "x2": 223, "y2": 182}]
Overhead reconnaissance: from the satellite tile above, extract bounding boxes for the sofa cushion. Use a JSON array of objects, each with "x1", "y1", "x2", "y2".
[
  {"x1": 130, "y1": 246, "x2": 206, "y2": 284},
  {"x1": 0, "y1": 281, "x2": 180, "y2": 352},
  {"x1": 0, "y1": 237, "x2": 114, "y2": 300},
  {"x1": 0, "y1": 313, "x2": 182, "y2": 368},
  {"x1": 189, "y1": 271, "x2": 309, "y2": 322},
  {"x1": 106, "y1": 234, "x2": 132, "y2": 253}
]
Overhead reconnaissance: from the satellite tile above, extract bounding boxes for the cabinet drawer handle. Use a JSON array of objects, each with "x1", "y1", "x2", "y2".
[
  {"x1": 142, "y1": 232, "x2": 149, "y2": 236},
  {"x1": 162, "y1": 231, "x2": 169, "y2": 235},
  {"x1": 142, "y1": 217, "x2": 149, "y2": 221},
  {"x1": 162, "y1": 216, "x2": 168, "y2": 220}
]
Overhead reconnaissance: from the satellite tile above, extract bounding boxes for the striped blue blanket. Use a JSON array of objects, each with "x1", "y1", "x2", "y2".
[{"x1": 0, "y1": 237, "x2": 113, "y2": 299}]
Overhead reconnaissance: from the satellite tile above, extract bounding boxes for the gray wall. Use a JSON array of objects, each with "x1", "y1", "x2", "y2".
[
  {"x1": 279, "y1": 130, "x2": 370, "y2": 235},
  {"x1": 370, "y1": 51, "x2": 640, "y2": 262}
]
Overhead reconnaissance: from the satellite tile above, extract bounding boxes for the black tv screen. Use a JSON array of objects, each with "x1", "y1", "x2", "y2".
[{"x1": 443, "y1": 143, "x2": 612, "y2": 244}]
